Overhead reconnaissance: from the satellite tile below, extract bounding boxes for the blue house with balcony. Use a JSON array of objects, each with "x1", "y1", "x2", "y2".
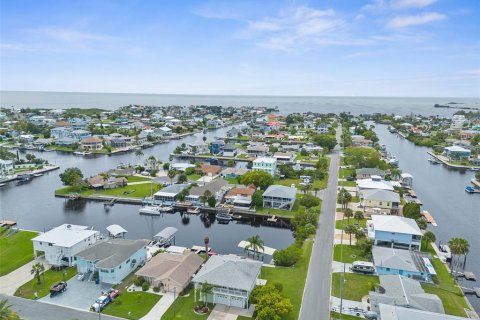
[
  {"x1": 210, "y1": 140, "x2": 225, "y2": 155},
  {"x1": 443, "y1": 146, "x2": 471, "y2": 160},
  {"x1": 372, "y1": 246, "x2": 436, "y2": 282},
  {"x1": 367, "y1": 215, "x2": 422, "y2": 251},
  {"x1": 75, "y1": 238, "x2": 149, "y2": 285}
]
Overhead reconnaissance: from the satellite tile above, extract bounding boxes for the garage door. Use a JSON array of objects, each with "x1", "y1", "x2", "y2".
[
  {"x1": 214, "y1": 293, "x2": 230, "y2": 306},
  {"x1": 230, "y1": 296, "x2": 245, "y2": 308}
]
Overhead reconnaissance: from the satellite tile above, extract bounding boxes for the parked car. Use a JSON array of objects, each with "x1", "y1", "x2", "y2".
[
  {"x1": 346, "y1": 176, "x2": 355, "y2": 181},
  {"x1": 49, "y1": 282, "x2": 67, "y2": 297},
  {"x1": 91, "y1": 295, "x2": 111, "y2": 312},
  {"x1": 105, "y1": 288, "x2": 120, "y2": 300}
]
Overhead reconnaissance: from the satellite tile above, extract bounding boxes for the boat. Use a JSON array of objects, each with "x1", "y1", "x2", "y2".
[
  {"x1": 187, "y1": 206, "x2": 201, "y2": 214},
  {"x1": 470, "y1": 167, "x2": 480, "y2": 171},
  {"x1": 160, "y1": 206, "x2": 174, "y2": 213},
  {"x1": 33, "y1": 173, "x2": 43, "y2": 177},
  {"x1": 73, "y1": 151, "x2": 92, "y2": 156},
  {"x1": 0, "y1": 183, "x2": 6, "y2": 187},
  {"x1": 465, "y1": 186, "x2": 476, "y2": 193},
  {"x1": 216, "y1": 212, "x2": 233, "y2": 222},
  {"x1": 388, "y1": 157, "x2": 399, "y2": 167},
  {"x1": 139, "y1": 205, "x2": 162, "y2": 215},
  {"x1": 16, "y1": 174, "x2": 32, "y2": 184},
  {"x1": 428, "y1": 158, "x2": 440, "y2": 164}
]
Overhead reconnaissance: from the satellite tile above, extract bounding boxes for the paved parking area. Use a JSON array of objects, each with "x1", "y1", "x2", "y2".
[{"x1": 39, "y1": 277, "x2": 112, "y2": 310}]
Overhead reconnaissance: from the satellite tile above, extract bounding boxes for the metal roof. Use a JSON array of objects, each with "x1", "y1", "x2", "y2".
[
  {"x1": 154, "y1": 227, "x2": 178, "y2": 240},
  {"x1": 106, "y1": 224, "x2": 127, "y2": 237}
]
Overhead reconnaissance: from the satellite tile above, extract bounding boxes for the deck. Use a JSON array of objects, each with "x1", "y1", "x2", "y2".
[{"x1": 421, "y1": 210, "x2": 437, "y2": 226}]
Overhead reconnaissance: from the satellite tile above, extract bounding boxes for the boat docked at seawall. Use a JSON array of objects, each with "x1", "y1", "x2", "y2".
[
  {"x1": 187, "y1": 206, "x2": 201, "y2": 214},
  {"x1": 388, "y1": 157, "x2": 399, "y2": 167},
  {"x1": 216, "y1": 212, "x2": 233, "y2": 223},
  {"x1": 139, "y1": 205, "x2": 162, "y2": 215},
  {"x1": 73, "y1": 151, "x2": 92, "y2": 156}
]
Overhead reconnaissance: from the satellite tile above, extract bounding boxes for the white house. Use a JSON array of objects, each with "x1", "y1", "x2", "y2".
[
  {"x1": 357, "y1": 175, "x2": 394, "y2": 193},
  {"x1": 252, "y1": 157, "x2": 277, "y2": 176},
  {"x1": 186, "y1": 179, "x2": 229, "y2": 205},
  {"x1": 153, "y1": 184, "x2": 189, "y2": 205},
  {"x1": 0, "y1": 159, "x2": 14, "y2": 178},
  {"x1": 262, "y1": 185, "x2": 297, "y2": 210},
  {"x1": 32, "y1": 224, "x2": 99, "y2": 267},
  {"x1": 192, "y1": 255, "x2": 262, "y2": 309}
]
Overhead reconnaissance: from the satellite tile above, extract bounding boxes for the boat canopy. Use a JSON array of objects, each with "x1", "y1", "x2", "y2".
[
  {"x1": 154, "y1": 227, "x2": 178, "y2": 240},
  {"x1": 106, "y1": 224, "x2": 128, "y2": 237}
]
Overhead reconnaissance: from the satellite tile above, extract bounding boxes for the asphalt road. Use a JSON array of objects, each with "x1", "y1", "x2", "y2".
[
  {"x1": 299, "y1": 126, "x2": 341, "y2": 320},
  {"x1": 1, "y1": 294, "x2": 123, "y2": 320}
]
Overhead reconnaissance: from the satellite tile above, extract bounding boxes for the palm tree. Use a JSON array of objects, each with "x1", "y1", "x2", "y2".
[
  {"x1": 204, "y1": 236, "x2": 209, "y2": 260},
  {"x1": 199, "y1": 190, "x2": 212, "y2": 206},
  {"x1": 344, "y1": 208, "x2": 353, "y2": 224},
  {"x1": 354, "y1": 211, "x2": 364, "y2": 224},
  {"x1": 422, "y1": 231, "x2": 436, "y2": 251},
  {"x1": 99, "y1": 172, "x2": 109, "y2": 184},
  {"x1": 135, "y1": 149, "x2": 144, "y2": 162},
  {"x1": 313, "y1": 187, "x2": 320, "y2": 197},
  {"x1": 30, "y1": 262, "x2": 45, "y2": 284},
  {"x1": 0, "y1": 299, "x2": 20, "y2": 320},
  {"x1": 199, "y1": 281, "x2": 213, "y2": 308},
  {"x1": 390, "y1": 167, "x2": 402, "y2": 180},
  {"x1": 245, "y1": 235, "x2": 265, "y2": 259},
  {"x1": 448, "y1": 237, "x2": 470, "y2": 275},
  {"x1": 345, "y1": 225, "x2": 357, "y2": 246},
  {"x1": 167, "y1": 169, "x2": 176, "y2": 185}
]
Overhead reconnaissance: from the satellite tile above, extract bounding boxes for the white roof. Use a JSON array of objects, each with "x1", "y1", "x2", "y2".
[
  {"x1": 357, "y1": 178, "x2": 394, "y2": 191},
  {"x1": 370, "y1": 215, "x2": 422, "y2": 236},
  {"x1": 253, "y1": 157, "x2": 276, "y2": 164},
  {"x1": 238, "y1": 240, "x2": 276, "y2": 255},
  {"x1": 379, "y1": 303, "x2": 469, "y2": 320},
  {"x1": 106, "y1": 224, "x2": 128, "y2": 237},
  {"x1": 444, "y1": 145, "x2": 470, "y2": 152},
  {"x1": 33, "y1": 224, "x2": 97, "y2": 248},
  {"x1": 166, "y1": 246, "x2": 187, "y2": 254},
  {"x1": 263, "y1": 185, "x2": 297, "y2": 199},
  {"x1": 401, "y1": 173, "x2": 413, "y2": 179},
  {"x1": 154, "y1": 227, "x2": 178, "y2": 240}
]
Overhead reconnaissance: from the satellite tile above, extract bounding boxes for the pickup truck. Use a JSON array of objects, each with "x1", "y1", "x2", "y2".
[
  {"x1": 90, "y1": 295, "x2": 111, "y2": 312},
  {"x1": 49, "y1": 282, "x2": 67, "y2": 297}
]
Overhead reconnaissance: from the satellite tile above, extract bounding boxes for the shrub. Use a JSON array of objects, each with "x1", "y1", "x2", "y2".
[
  {"x1": 273, "y1": 282, "x2": 283, "y2": 293},
  {"x1": 142, "y1": 282, "x2": 150, "y2": 291},
  {"x1": 134, "y1": 276, "x2": 146, "y2": 287},
  {"x1": 273, "y1": 243, "x2": 302, "y2": 267},
  {"x1": 299, "y1": 194, "x2": 320, "y2": 208},
  {"x1": 153, "y1": 286, "x2": 160, "y2": 293}
]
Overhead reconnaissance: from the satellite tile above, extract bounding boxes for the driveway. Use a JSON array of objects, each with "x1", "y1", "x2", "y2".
[
  {"x1": 207, "y1": 305, "x2": 254, "y2": 320},
  {"x1": 39, "y1": 277, "x2": 111, "y2": 310},
  {"x1": 0, "y1": 257, "x2": 48, "y2": 295}
]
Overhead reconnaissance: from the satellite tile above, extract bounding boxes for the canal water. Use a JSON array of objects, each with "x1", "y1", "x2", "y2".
[
  {"x1": 375, "y1": 124, "x2": 480, "y2": 313},
  {"x1": 0, "y1": 126, "x2": 294, "y2": 255}
]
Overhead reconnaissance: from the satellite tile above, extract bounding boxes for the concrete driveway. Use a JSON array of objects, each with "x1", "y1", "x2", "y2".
[{"x1": 39, "y1": 277, "x2": 111, "y2": 310}]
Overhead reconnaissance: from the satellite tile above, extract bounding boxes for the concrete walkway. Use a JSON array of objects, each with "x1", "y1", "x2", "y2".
[
  {"x1": 330, "y1": 296, "x2": 367, "y2": 313},
  {"x1": 207, "y1": 305, "x2": 254, "y2": 320},
  {"x1": 0, "y1": 260, "x2": 41, "y2": 295},
  {"x1": 332, "y1": 261, "x2": 353, "y2": 273},
  {"x1": 140, "y1": 292, "x2": 175, "y2": 320}
]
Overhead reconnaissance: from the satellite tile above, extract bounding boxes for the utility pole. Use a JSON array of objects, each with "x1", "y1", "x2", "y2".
[{"x1": 339, "y1": 123, "x2": 346, "y2": 319}]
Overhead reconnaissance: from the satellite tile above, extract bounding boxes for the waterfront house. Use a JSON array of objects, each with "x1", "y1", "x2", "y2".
[
  {"x1": 206, "y1": 119, "x2": 224, "y2": 128},
  {"x1": 55, "y1": 137, "x2": 77, "y2": 146},
  {"x1": 372, "y1": 247, "x2": 436, "y2": 282},
  {"x1": 80, "y1": 136, "x2": 103, "y2": 150},
  {"x1": 357, "y1": 176, "x2": 394, "y2": 192},
  {"x1": 210, "y1": 140, "x2": 225, "y2": 155},
  {"x1": 18, "y1": 134, "x2": 35, "y2": 144},
  {"x1": 135, "y1": 250, "x2": 203, "y2": 293},
  {"x1": 192, "y1": 255, "x2": 262, "y2": 309},
  {"x1": 356, "y1": 168, "x2": 386, "y2": 179},
  {"x1": 188, "y1": 142, "x2": 209, "y2": 155},
  {"x1": 262, "y1": 185, "x2": 296, "y2": 210},
  {"x1": 224, "y1": 185, "x2": 256, "y2": 208},
  {"x1": 252, "y1": 157, "x2": 277, "y2": 176},
  {"x1": 154, "y1": 126, "x2": 172, "y2": 137},
  {"x1": 220, "y1": 167, "x2": 249, "y2": 179},
  {"x1": 359, "y1": 189, "x2": 400, "y2": 215},
  {"x1": 443, "y1": 146, "x2": 471, "y2": 160},
  {"x1": 227, "y1": 127, "x2": 241, "y2": 138},
  {"x1": 76, "y1": 238, "x2": 149, "y2": 285},
  {"x1": 51, "y1": 127, "x2": 72, "y2": 140},
  {"x1": 223, "y1": 144, "x2": 238, "y2": 157},
  {"x1": 68, "y1": 117, "x2": 90, "y2": 130},
  {"x1": 199, "y1": 164, "x2": 222, "y2": 177},
  {"x1": 273, "y1": 152, "x2": 295, "y2": 163},
  {"x1": 153, "y1": 184, "x2": 189, "y2": 205},
  {"x1": 87, "y1": 175, "x2": 127, "y2": 189},
  {"x1": 247, "y1": 144, "x2": 268, "y2": 157},
  {"x1": 367, "y1": 215, "x2": 422, "y2": 250},
  {"x1": 32, "y1": 224, "x2": 99, "y2": 267},
  {"x1": 70, "y1": 129, "x2": 92, "y2": 141},
  {"x1": 369, "y1": 275, "x2": 444, "y2": 314},
  {"x1": 186, "y1": 179, "x2": 229, "y2": 205},
  {"x1": 33, "y1": 138, "x2": 53, "y2": 148},
  {"x1": 378, "y1": 304, "x2": 469, "y2": 320},
  {"x1": 0, "y1": 159, "x2": 14, "y2": 178},
  {"x1": 303, "y1": 143, "x2": 324, "y2": 153}
]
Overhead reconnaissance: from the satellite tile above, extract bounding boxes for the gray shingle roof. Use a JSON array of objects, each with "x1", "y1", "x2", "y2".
[
  {"x1": 263, "y1": 185, "x2": 297, "y2": 199},
  {"x1": 75, "y1": 238, "x2": 149, "y2": 268},
  {"x1": 373, "y1": 247, "x2": 419, "y2": 272},
  {"x1": 356, "y1": 168, "x2": 386, "y2": 176},
  {"x1": 192, "y1": 255, "x2": 262, "y2": 291},
  {"x1": 188, "y1": 179, "x2": 228, "y2": 196},
  {"x1": 360, "y1": 189, "x2": 400, "y2": 202}
]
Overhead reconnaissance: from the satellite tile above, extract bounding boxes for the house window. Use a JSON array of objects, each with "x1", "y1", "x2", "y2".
[
  {"x1": 126, "y1": 258, "x2": 130, "y2": 264},
  {"x1": 111, "y1": 269, "x2": 114, "y2": 273},
  {"x1": 48, "y1": 243, "x2": 53, "y2": 246},
  {"x1": 386, "y1": 268, "x2": 390, "y2": 271}
]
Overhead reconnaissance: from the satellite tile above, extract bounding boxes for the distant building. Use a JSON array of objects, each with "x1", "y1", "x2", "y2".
[
  {"x1": 186, "y1": 179, "x2": 229, "y2": 205},
  {"x1": 356, "y1": 168, "x2": 386, "y2": 179},
  {"x1": 357, "y1": 176, "x2": 394, "y2": 192},
  {"x1": 223, "y1": 144, "x2": 238, "y2": 157},
  {"x1": 210, "y1": 140, "x2": 225, "y2": 155},
  {"x1": 451, "y1": 114, "x2": 466, "y2": 130},
  {"x1": 443, "y1": 146, "x2": 471, "y2": 160},
  {"x1": 252, "y1": 157, "x2": 277, "y2": 176},
  {"x1": 246, "y1": 144, "x2": 268, "y2": 157},
  {"x1": 80, "y1": 136, "x2": 103, "y2": 150},
  {"x1": 0, "y1": 159, "x2": 14, "y2": 178},
  {"x1": 51, "y1": 127, "x2": 72, "y2": 140},
  {"x1": 70, "y1": 129, "x2": 92, "y2": 141},
  {"x1": 220, "y1": 167, "x2": 249, "y2": 179}
]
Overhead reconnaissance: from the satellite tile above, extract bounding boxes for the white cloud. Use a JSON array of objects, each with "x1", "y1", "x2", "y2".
[
  {"x1": 387, "y1": 12, "x2": 446, "y2": 28},
  {"x1": 363, "y1": 0, "x2": 437, "y2": 12}
]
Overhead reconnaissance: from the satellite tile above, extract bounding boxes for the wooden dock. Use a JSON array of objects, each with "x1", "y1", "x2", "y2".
[
  {"x1": 460, "y1": 286, "x2": 480, "y2": 298},
  {"x1": 421, "y1": 210, "x2": 437, "y2": 226}
]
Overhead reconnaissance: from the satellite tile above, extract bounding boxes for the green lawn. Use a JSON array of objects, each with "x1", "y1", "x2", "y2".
[
  {"x1": 256, "y1": 195, "x2": 321, "y2": 218},
  {"x1": 331, "y1": 273, "x2": 378, "y2": 301},
  {"x1": 335, "y1": 219, "x2": 367, "y2": 230},
  {"x1": 161, "y1": 288, "x2": 212, "y2": 320},
  {"x1": 14, "y1": 267, "x2": 77, "y2": 299},
  {"x1": 187, "y1": 173, "x2": 202, "y2": 181},
  {"x1": 236, "y1": 317, "x2": 252, "y2": 320},
  {"x1": 338, "y1": 181, "x2": 356, "y2": 187},
  {"x1": 331, "y1": 311, "x2": 363, "y2": 320},
  {"x1": 274, "y1": 175, "x2": 329, "y2": 191},
  {"x1": 55, "y1": 183, "x2": 161, "y2": 198},
  {"x1": 339, "y1": 168, "x2": 355, "y2": 179},
  {"x1": 46, "y1": 145, "x2": 75, "y2": 152},
  {"x1": 126, "y1": 175, "x2": 151, "y2": 183},
  {"x1": 0, "y1": 229, "x2": 38, "y2": 276},
  {"x1": 236, "y1": 154, "x2": 248, "y2": 159},
  {"x1": 333, "y1": 245, "x2": 369, "y2": 264},
  {"x1": 261, "y1": 240, "x2": 313, "y2": 320},
  {"x1": 421, "y1": 258, "x2": 470, "y2": 317},
  {"x1": 103, "y1": 292, "x2": 161, "y2": 320}
]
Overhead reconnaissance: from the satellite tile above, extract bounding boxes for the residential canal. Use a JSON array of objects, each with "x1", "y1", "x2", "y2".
[
  {"x1": 375, "y1": 124, "x2": 480, "y2": 313},
  {"x1": 0, "y1": 126, "x2": 294, "y2": 255}
]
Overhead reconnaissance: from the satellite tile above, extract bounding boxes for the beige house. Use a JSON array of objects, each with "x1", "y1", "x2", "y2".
[
  {"x1": 359, "y1": 189, "x2": 400, "y2": 215},
  {"x1": 80, "y1": 136, "x2": 103, "y2": 150},
  {"x1": 135, "y1": 251, "x2": 203, "y2": 293}
]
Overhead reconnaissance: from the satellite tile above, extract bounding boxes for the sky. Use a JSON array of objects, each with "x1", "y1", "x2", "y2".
[{"x1": 1, "y1": 0, "x2": 479, "y2": 97}]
